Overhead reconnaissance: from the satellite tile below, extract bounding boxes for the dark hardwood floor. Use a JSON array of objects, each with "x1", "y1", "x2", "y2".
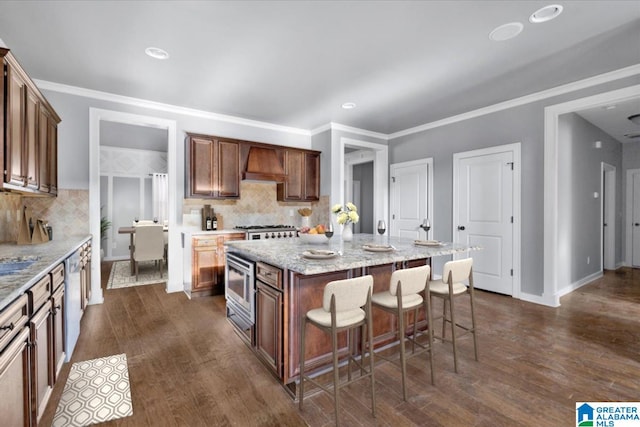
[{"x1": 40, "y1": 264, "x2": 640, "y2": 426}]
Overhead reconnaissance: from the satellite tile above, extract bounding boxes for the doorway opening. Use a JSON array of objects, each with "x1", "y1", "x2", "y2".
[
  {"x1": 89, "y1": 109, "x2": 178, "y2": 304},
  {"x1": 602, "y1": 163, "x2": 616, "y2": 271}
]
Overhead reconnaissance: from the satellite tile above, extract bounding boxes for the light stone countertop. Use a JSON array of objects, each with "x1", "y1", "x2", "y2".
[
  {"x1": 225, "y1": 234, "x2": 481, "y2": 276},
  {"x1": 0, "y1": 234, "x2": 91, "y2": 311}
]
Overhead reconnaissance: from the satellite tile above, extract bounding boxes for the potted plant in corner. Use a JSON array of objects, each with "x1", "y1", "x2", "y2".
[{"x1": 100, "y1": 210, "x2": 111, "y2": 261}]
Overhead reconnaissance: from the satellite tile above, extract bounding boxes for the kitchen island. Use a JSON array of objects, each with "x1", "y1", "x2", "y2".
[{"x1": 225, "y1": 234, "x2": 480, "y2": 396}]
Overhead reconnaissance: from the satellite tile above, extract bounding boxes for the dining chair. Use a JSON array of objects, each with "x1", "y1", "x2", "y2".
[
  {"x1": 371, "y1": 265, "x2": 434, "y2": 400},
  {"x1": 299, "y1": 275, "x2": 376, "y2": 426},
  {"x1": 132, "y1": 224, "x2": 165, "y2": 280},
  {"x1": 429, "y1": 258, "x2": 478, "y2": 373}
]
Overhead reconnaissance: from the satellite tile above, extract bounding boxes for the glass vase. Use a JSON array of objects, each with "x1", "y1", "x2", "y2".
[{"x1": 342, "y1": 223, "x2": 353, "y2": 241}]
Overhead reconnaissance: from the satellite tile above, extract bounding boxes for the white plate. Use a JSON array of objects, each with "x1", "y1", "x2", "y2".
[
  {"x1": 414, "y1": 240, "x2": 444, "y2": 247},
  {"x1": 362, "y1": 244, "x2": 395, "y2": 252},
  {"x1": 302, "y1": 250, "x2": 338, "y2": 259}
]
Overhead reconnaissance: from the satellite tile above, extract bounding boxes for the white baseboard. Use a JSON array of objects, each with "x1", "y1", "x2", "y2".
[
  {"x1": 557, "y1": 271, "x2": 603, "y2": 298},
  {"x1": 518, "y1": 292, "x2": 559, "y2": 307}
]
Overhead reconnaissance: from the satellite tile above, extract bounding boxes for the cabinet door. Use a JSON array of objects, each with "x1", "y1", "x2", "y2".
[
  {"x1": 0, "y1": 326, "x2": 31, "y2": 427},
  {"x1": 51, "y1": 286, "x2": 65, "y2": 383},
  {"x1": 303, "y1": 152, "x2": 320, "y2": 201},
  {"x1": 192, "y1": 245, "x2": 218, "y2": 292},
  {"x1": 38, "y1": 107, "x2": 51, "y2": 193},
  {"x1": 279, "y1": 150, "x2": 304, "y2": 201},
  {"x1": 217, "y1": 140, "x2": 240, "y2": 198},
  {"x1": 24, "y1": 89, "x2": 39, "y2": 190},
  {"x1": 30, "y1": 303, "x2": 53, "y2": 423},
  {"x1": 256, "y1": 281, "x2": 282, "y2": 376},
  {"x1": 188, "y1": 136, "x2": 215, "y2": 198},
  {"x1": 6, "y1": 64, "x2": 27, "y2": 187},
  {"x1": 47, "y1": 115, "x2": 58, "y2": 195}
]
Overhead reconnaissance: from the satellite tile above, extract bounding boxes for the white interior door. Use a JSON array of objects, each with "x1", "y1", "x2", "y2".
[
  {"x1": 454, "y1": 147, "x2": 515, "y2": 295},
  {"x1": 633, "y1": 171, "x2": 640, "y2": 267},
  {"x1": 390, "y1": 159, "x2": 432, "y2": 240},
  {"x1": 602, "y1": 164, "x2": 615, "y2": 270}
]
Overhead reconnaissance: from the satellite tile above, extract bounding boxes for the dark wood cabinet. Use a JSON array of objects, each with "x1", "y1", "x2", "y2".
[
  {"x1": 277, "y1": 149, "x2": 320, "y2": 201},
  {"x1": 255, "y1": 262, "x2": 283, "y2": 376},
  {"x1": 0, "y1": 294, "x2": 31, "y2": 427},
  {"x1": 29, "y1": 302, "x2": 52, "y2": 423},
  {"x1": 186, "y1": 134, "x2": 240, "y2": 199},
  {"x1": 1, "y1": 47, "x2": 60, "y2": 196},
  {"x1": 191, "y1": 233, "x2": 246, "y2": 297},
  {"x1": 80, "y1": 242, "x2": 92, "y2": 312},
  {"x1": 51, "y1": 280, "x2": 65, "y2": 383}
]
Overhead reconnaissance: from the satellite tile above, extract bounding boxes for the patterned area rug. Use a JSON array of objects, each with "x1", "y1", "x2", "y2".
[
  {"x1": 52, "y1": 354, "x2": 133, "y2": 426},
  {"x1": 107, "y1": 260, "x2": 166, "y2": 289}
]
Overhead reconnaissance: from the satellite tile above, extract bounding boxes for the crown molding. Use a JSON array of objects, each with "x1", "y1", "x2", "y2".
[
  {"x1": 311, "y1": 122, "x2": 389, "y2": 140},
  {"x1": 36, "y1": 63, "x2": 640, "y2": 142},
  {"x1": 34, "y1": 79, "x2": 311, "y2": 137},
  {"x1": 389, "y1": 63, "x2": 640, "y2": 139}
]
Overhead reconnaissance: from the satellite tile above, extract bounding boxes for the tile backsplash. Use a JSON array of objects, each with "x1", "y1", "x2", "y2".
[
  {"x1": 0, "y1": 190, "x2": 89, "y2": 243},
  {"x1": 183, "y1": 181, "x2": 330, "y2": 229}
]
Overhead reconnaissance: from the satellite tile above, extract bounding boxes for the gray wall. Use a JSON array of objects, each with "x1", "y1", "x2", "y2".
[
  {"x1": 389, "y1": 75, "x2": 639, "y2": 297},
  {"x1": 622, "y1": 142, "x2": 640, "y2": 260},
  {"x1": 559, "y1": 113, "x2": 623, "y2": 282},
  {"x1": 352, "y1": 161, "x2": 374, "y2": 233},
  {"x1": 311, "y1": 129, "x2": 332, "y2": 196}
]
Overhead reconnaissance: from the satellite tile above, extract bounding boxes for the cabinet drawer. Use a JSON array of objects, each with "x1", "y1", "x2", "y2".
[
  {"x1": 0, "y1": 294, "x2": 29, "y2": 350},
  {"x1": 51, "y1": 263, "x2": 65, "y2": 292},
  {"x1": 28, "y1": 275, "x2": 52, "y2": 313},
  {"x1": 193, "y1": 236, "x2": 218, "y2": 247},
  {"x1": 256, "y1": 262, "x2": 282, "y2": 290}
]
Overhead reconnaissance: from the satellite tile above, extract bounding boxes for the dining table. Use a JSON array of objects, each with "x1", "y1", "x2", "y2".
[{"x1": 118, "y1": 225, "x2": 169, "y2": 275}]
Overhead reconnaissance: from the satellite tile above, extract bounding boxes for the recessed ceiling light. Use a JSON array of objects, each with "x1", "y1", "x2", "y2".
[
  {"x1": 529, "y1": 5, "x2": 563, "y2": 24},
  {"x1": 145, "y1": 47, "x2": 169, "y2": 60},
  {"x1": 341, "y1": 102, "x2": 356, "y2": 110},
  {"x1": 489, "y1": 22, "x2": 524, "y2": 42}
]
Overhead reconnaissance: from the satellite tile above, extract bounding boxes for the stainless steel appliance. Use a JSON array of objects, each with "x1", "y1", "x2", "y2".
[
  {"x1": 225, "y1": 252, "x2": 255, "y2": 343},
  {"x1": 234, "y1": 225, "x2": 297, "y2": 240}
]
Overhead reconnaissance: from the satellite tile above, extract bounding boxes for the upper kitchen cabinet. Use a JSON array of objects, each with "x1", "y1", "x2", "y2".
[
  {"x1": 186, "y1": 134, "x2": 240, "y2": 199},
  {"x1": 277, "y1": 149, "x2": 320, "y2": 202},
  {"x1": 1, "y1": 48, "x2": 60, "y2": 196}
]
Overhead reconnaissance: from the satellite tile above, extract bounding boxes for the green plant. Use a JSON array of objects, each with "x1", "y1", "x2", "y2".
[{"x1": 100, "y1": 215, "x2": 111, "y2": 241}]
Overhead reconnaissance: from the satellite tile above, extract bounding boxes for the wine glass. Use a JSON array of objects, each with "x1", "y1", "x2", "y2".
[
  {"x1": 134, "y1": 216, "x2": 139, "y2": 224},
  {"x1": 377, "y1": 220, "x2": 386, "y2": 235},
  {"x1": 324, "y1": 223, "x2": 334, "y2": 239}
]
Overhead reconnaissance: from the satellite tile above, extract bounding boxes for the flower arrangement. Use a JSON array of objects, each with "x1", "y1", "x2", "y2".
[{"x1": 331, "y1": 202, "x2": 359, "y2": 225}]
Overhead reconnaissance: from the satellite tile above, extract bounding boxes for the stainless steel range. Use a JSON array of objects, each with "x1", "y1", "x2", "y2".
[{"x1": 234, "y1": 225, "x2": 297, "y2": 240}]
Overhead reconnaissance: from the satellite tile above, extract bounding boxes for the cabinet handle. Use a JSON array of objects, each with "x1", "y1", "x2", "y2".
[{"x1": 0, "y1": 323, "x2": 15, "y2": 331}]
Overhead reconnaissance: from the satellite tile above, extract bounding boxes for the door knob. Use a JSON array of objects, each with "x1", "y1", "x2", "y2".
[{"x1": 457, "y1": 226, "x2": 465, "y2": 231}]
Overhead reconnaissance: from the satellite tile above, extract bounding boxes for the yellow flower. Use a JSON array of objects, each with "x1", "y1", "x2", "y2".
[
  {"x1": 346, "y1": 202, "x2": 357, "y2": 212},
  {"x1": 331, "y1": 204, "x2": 343, "y2": 213},
  {"x1": 348, "y1": 211, "x2": 359, "y2": 223},
  {"x1": 337, "y1": 212, "x2": 349, "y2": 225}
]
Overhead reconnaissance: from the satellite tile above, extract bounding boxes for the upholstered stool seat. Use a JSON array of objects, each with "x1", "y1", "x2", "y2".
[{"x1": 371, "y1": 265, "x2": 434, "y2": 401}]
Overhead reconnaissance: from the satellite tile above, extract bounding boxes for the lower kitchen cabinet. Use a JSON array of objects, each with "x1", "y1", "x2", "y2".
[
  {"x1": 30, "y1": 302, "x2": 53, "y2": 423},
  {"x1": 191, "y1": 232, "x2": 246, "y2": 297},
  {"x1": 0, "y1": 294, "x2": 31, "y2": 427},
  {"x1": 80, "y1": 242, "x2": 91, "y2": 311},
  {"x1": 255, "y1": 262, "x2": 283, "y2": 376},
  {"x1": 51, "y1": 283, "x2": 65, "y2": 383}
]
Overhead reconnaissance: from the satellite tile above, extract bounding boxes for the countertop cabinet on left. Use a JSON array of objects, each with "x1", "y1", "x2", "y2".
[
  {"x1": 191, "y1": 232, "x2": 246, "y2": 297},
  {"x1": 1, "y1": 47, "x2": 60, "y2": 196}
]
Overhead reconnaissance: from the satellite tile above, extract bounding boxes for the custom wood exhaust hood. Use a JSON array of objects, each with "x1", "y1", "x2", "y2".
[{"x1": 242, "y1": 146, "x2": 287, "y2": 183}]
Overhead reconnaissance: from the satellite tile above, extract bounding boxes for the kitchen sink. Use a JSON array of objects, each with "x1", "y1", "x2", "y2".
[{"x1": 0, "y1": 256, "x2": 40, "y2": 276}]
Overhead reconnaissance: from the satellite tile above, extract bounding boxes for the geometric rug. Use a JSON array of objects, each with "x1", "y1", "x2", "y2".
[
  {"x1": 106, "y1": 260, "x2": 166, "y2": 289},
  {"x1": 52, "y1": 354, "x2": 133, "y2": 426}
]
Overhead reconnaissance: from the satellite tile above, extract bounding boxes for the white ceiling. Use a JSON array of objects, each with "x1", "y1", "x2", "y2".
[{"x1": 1, "y1": 1, "x2": 639, "y2": 136}]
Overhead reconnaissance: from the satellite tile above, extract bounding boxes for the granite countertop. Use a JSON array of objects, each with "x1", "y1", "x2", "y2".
[
  {"x1": 0, "y1": 234, "x2": 91, "y2": 311},
  {"x1": 225, "y1": 234, "x2": 481, "y2": 275}
]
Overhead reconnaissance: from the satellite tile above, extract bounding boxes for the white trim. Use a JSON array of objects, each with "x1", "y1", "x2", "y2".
[
  {"x1": 89, "y1": 108, "x2": 180, "y2": 304},
  {"x1": 557, "y1": 271, "x2": 603, "y2": 298},
  {"x1": 389, "y1": 158, "x2": 434, "y2": 240},
  {"x1": 336, "y1": 138, "x2": 388, "y2": 234},
  {"x1": 627, "y1": 168, "x2": 640, "y2": 267},
  {"x1": 314, "y1": 122, "x2": 389, "y2": 140},
  {"x1": 37, "y1": 64, "x2": 640, "y2": 142},
  {"x1": 452, "y1": 142, "x2": 521, "y2": 299},
  {"x1": 601, "y1": 163, "x2": 616, "y2": 271},
  {"x1": 390, "y1": 64, "x2": 640, "y2": 139},
  {"x1": 519, "y1": 291, "x2": 559, "y2": 307},
  {"x1": 37, "y1": 79, "x2": 310, "y2": 137},
  {"x1": 544, "y1": 85, "x2": 640, "y2": 307}
]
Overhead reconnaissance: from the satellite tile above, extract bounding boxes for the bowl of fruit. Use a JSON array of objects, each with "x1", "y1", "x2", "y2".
[{"x1": 298, "y1": 225, "x2": 329, "y2": 244}]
